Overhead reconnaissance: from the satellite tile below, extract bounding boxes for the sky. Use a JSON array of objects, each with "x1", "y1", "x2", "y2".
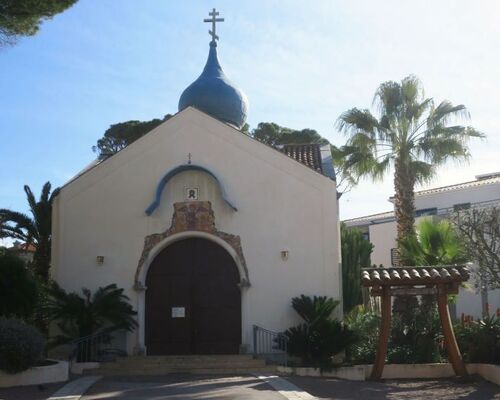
[{"x1": 1, "y1": 0, "x2": 500, "y2": 234}]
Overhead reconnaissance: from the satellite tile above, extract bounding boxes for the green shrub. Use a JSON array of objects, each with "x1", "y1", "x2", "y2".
[
  {"x1": 345, "y1": 305, "x2": 380, "y2": 363},
  {"x1": 0, "y1": 251, "x2": 38, "y2": 319},
  {"x1": 283, "y1": 295, "x2": 355, "y2": 368},
  {"x1": 455, "y1": 315, "x2": 500, "y2": 364},
  {"x1": 0, "y1": 318, "x2": 45, "y2": 374},
  {"x1": 340, "y1": 224, "x2": 373, "y2": 314},
  {"x1": 388, "y1": 302, "x2": 443, "y2": 364}
]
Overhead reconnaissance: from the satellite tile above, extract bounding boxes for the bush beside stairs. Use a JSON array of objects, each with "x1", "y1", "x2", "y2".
[{"x1": 82, "y1": 355, "x2": 276, "y2": 376}]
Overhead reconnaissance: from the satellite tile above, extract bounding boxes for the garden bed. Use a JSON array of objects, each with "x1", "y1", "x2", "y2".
[{"x1": 0, "y1": 359, "x2": 68, "y2": 388}]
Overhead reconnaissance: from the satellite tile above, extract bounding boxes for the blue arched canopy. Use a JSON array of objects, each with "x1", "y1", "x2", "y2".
[{"x1": 145, "y1": 164, "x2": 237, "y2": 216}]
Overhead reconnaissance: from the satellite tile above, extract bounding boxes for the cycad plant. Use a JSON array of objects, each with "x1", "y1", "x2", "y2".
[
  {"x1": 334, "y1": 75, "x2": 483, "y2": 246},
  {"x1": 0, "y1": 182, "x2": 60, "y2": 280},
  {"x1": 284, "y1": 295, "x2": 355, "y2": 367},
  {"x1": 45, "y1": 283, "x2": 137, "y2": 346}
]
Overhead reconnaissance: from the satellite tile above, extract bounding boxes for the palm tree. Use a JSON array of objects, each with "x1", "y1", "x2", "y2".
[
  {"x1": 45, "y1": 283, "x2": 137, "y2": 345},
  {"x1": 399, "y1": 218, "x2": 467, "y2": 266},
  {"x1": 0, "y1": 182, "x2": 59, "y2": 280},
  {"x1": 334, "y1": 75, "x2": 483, "y2": 247}
]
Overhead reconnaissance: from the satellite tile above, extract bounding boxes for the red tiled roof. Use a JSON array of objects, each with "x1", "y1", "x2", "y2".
[
  {"x1": 14, "y1": 243, "x2": 36, "y2": 252},
  {"x1": 281, "y1": 144, "x2": 323, "y2": 174},
  {"x1": 361, "y1": 265, "x2": 470, "y2": 286}
]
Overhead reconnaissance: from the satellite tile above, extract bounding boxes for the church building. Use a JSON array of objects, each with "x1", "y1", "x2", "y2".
[{"x1": 51, "y1": 10, "x2": 341, "y2": 356}]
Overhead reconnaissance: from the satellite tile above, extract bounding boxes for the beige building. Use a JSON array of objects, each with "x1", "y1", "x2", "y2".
[
  {"x1": 344, "y1": 173, "x2": 500, "y2": 319},
  {"x1": 51, "y1": 34, "x2": 341, "y2": 355}
]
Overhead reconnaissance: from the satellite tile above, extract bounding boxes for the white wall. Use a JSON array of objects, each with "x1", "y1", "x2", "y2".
[
  {"x1": 414, "y1": 182, "x2": 500, "y2": 211},
  {"x1": 52, "y1": 108, "x2": 341, "y2": 354},
  {"x1": 369, "y1": 221, "x2": 396, "y2": 267}
]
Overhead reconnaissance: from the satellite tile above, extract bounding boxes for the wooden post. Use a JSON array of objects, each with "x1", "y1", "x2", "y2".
[
  {"x1": 371, "y1": 285, "x2": 391, "y2": 380},
  {"x1": 437, "y1": 284, "x2": 467, "y2": 377}
]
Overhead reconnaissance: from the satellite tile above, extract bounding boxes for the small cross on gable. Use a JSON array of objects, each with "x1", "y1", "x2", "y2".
[{"x1": 203, "y1": 8, "x2": 224, "y2": 43}]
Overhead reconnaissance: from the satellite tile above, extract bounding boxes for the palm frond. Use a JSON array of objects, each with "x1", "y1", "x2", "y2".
[
  {"x1": 400, "y1": 219, "x2": 467, "y2": 266},
  {"x1": 336, "y1": 108, "x2": 380, "y2": 138},
  {"x1": 427, "y1": 101, "x2": 470, "y2": 127},
  {"x1": 0, "y1": 225, "x2": 29, "y2": 242},
  {"x1": 418, "y1": 136, "x2": 471, "y2": 164},
  {"x1": 400, "y1": 75, "x2": 423, "y2": 106},
  {"x1": 407, "y1": 97, "x2": 433, "y2": 127},
  {"x1": 337, "y1": 143, "x2": 393, "y2": 181},
  {"x1": 40, "y1": 182, "x2": 52, "y2": 204},
  {"x1": 23, "y1": 185, "x2": 38, "y2": 216},
  {"x1": 373, "y1": 80, "x2": 401, "y2": 118},
  {"x1": 424, "y1": 125, "x2": 483, "y2": 140},
  {"x1": 291, "y1": 295, "x2": 339, "y2": 326},
  {"x1": 92, "y1": 284, "x2": 137, "y2": 331},
  {"x1": 49, "y1": 187, "x2": 61, "y2": 203},
  {"x1": 410, "y1": 160, "x2": 434, "y2": 184},
  {"x1": 0, "y1": 209, "x2": 37, "y2": 242},
  {"x1": 45, "y1": 283, "x2": 137, "y2": 341}
]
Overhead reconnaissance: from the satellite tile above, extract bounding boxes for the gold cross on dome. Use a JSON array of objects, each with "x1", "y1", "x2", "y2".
[{"x1": 204, "y1": 8, "x2": 224, "y2": 43}]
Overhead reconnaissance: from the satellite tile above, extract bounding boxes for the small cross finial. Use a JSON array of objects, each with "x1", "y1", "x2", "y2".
[
  {"x1": 187, "y1": 153, "x2": 192, "y2": 164},
  {"x1": 203, "y1": 8, "x2": 224, "y2": 43}
]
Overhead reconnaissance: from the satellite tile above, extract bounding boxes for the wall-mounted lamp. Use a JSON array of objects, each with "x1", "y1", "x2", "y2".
[
  {"x1": 96, "y1": 256, "x2": 105, "y2": 265},
  {"x1": 280, "y1": 250, "x2": 289, "y2": 261}
]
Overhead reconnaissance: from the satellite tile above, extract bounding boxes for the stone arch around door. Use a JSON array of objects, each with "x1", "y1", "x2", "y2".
[{"x1": 133, "y1": 201, "x2": 249, "y2": 354}]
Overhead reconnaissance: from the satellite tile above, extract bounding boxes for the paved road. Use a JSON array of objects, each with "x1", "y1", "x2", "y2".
[
  {"x1": 0, "y1": 381, "x2": 67, "y2": 400},
  {"x1": 81, "y1": 375, "x2": 289, "y2": 399},
  {"x1": 288, "y1": 376, "x2": 500, "y2": 400}
]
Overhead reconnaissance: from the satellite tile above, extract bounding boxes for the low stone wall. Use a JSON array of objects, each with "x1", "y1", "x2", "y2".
[
  {"x1": 362, "y1": 363, "x2": 499, "y2": 384},
  {"x1": 0, "y1": 360, "x2": 68, "y2": 388},
  {"x1": 468, "y1": 364, "x2": 500, "y2": 385},
  {"x1": 278, "y1": 363, "x2": 499, "y2": 385},
  {"x1": 277, "y1": 365, "x2": 365, "y2": 381},
  {"x1": 360, "y1": 363, "x2": 455, "y2": 379}
]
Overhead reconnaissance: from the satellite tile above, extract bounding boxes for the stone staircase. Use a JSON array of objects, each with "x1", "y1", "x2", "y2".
[{"x1": 82, "y1": 354, "x2": 276, "y2": 376}]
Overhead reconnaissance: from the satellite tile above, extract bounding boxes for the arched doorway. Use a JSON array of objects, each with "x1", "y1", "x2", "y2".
[{"x1": 145, "y1": 238, "x2": 241, "y2": 355}]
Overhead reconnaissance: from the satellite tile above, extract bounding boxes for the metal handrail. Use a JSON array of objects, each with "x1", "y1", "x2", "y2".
[
  {"x1": 253, "y1": 325, "x2": 288, "y2": 366},
  {"x1": 68, "y1": 329, "x2": 116, "y2": 363}
]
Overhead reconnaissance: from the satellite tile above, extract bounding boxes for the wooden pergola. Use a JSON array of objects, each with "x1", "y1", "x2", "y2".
[{"x1": 361, "y1": 265, "x2": 470, "y2": 380}]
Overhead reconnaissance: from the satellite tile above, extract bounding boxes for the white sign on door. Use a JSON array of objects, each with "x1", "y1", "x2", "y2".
[{"x1": 171, "y1": 307, "x2": 185, "y2": 318}]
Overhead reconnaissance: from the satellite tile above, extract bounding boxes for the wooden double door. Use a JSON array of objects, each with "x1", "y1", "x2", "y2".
[{"x1": 145, "y1": 238, "x2": 241, "y2": 355}]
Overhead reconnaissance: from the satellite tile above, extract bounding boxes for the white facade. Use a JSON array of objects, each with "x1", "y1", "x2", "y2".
[
  {"x1": 344, "y1": 174, "x2": 500, "y2": 319},
  {"x1": 52, "y1": 107, "x2": 341, "y2": 354}
]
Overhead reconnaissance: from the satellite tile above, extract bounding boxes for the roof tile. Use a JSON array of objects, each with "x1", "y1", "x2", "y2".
[{"x1": 281, "y1": 144, "x2": 323, "y2": 174}]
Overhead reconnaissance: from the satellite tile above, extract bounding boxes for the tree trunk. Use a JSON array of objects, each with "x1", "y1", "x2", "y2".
[
  {"x1": 392, "y1": 156, "x2": 417, "y2": 331},
  {"x1": 393, "y1": 156, "x2": 416, "y2": 256},
  {"x1": 33, "y1": 239, "x2": 51, "y2": 281}
]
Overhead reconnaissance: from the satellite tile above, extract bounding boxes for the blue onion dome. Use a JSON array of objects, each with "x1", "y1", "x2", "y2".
[{"x1": 178, "y1": 41, "x2": 249, "y2": 129}]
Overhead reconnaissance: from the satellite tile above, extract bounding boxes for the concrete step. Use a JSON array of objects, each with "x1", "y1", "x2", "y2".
[
  {"x1": 121, "y1": 355, "x2": 255, "y2": 362},
  {"x1": 85, "y1": 365, "x2": 278, "y2": 376},
  {"x1": 81, "y1": 355, "x2": 274, "y2": 376},
  {"x1": 98, "y1": 360, "x2": 266, "y2": 369}
]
